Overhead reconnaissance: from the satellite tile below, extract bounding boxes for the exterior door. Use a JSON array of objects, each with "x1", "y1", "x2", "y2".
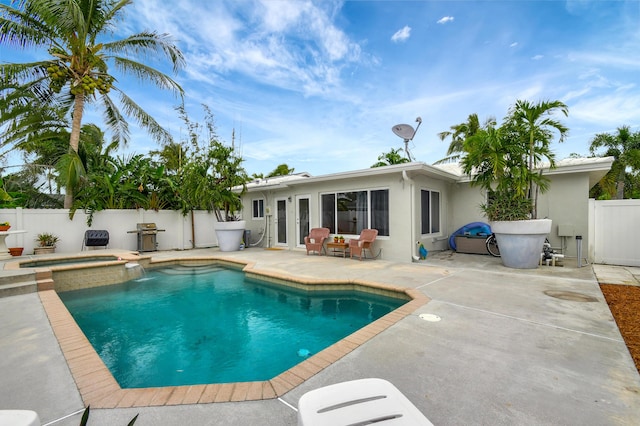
[
  {"x1": 275, "y1": 199, "x2": 287, "y2": 245},
  {"x1": 296, "y1": 195, "x2": 310, "y2": 247}
]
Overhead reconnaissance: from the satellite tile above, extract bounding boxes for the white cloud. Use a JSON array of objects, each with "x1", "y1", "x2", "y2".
[
  {"x1": 510, "y1": 42, "x2": 518, "y2": 48},
  {"x1": 391, "y1": 26, "x2": 411, "y2": 43},
  {"x1": 531, "y1": 55, "x2": 544, "y2": 60},
  {"x1": 437, "y1": 16, "x2": 454, "y2": 24}
]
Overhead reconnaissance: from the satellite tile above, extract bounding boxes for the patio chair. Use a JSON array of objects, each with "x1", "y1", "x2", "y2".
[
  {"x1": 304, "y1": 228, "x2": 330, "y2": 255},
  {"x1": 297, "y1": 378, "x2": 433, "y2": 425},
  {"x1": 349, "y1": 228, "x2": 378, "y2": 260}
]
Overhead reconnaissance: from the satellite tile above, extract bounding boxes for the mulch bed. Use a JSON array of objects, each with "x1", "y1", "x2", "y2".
[{"x1": 600, "y1": 284, "x2": 640, "y2": 374}]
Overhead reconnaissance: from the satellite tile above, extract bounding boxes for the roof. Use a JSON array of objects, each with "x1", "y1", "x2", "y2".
[{"x1": 243, "y1": 157, "x2": 614, "y2": 192}]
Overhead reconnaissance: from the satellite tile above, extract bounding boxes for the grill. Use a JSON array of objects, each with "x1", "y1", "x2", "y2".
[{"x1": 127, "y1": 223, "x2": 165, "y2": 252}]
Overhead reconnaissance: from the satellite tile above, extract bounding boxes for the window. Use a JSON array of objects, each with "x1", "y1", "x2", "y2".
[
  {"x1": 321, "y1": 189, "x2": 389, "y2": 236},
  {"x1": 421, "y1": 190, "x2": 441, "y2": 234},
  {"x1": 252, "y1": 199, "x2": 264, "y2": 219}
]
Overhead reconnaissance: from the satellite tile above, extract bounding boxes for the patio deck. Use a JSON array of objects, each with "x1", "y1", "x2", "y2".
[{"x1": 1, "y1": 248, "x2": 639, "y2": 425}]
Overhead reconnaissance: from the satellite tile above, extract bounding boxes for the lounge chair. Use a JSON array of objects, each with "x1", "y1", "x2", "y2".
[
  {"x1": 304, "y1": 228, "x2": 330, "y2": 255},
  {"x1": 297, "y1": 378, "x2": 433, "y2": 425},
  {"x1": 349, "y1": 228, "x2": 378, "y2": 260}
]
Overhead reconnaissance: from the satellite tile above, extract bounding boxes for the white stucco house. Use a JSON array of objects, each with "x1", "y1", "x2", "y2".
[{"x1": 239, "y1": 157, "x2": 613, "y2": 263}]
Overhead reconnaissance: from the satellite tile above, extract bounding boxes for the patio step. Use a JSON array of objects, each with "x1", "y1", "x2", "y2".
[{"x1": 0, "y1": 271, "x2": 38, "y2": 298}]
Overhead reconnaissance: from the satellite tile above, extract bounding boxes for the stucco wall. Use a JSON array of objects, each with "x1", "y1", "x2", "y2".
[
  {"x1": 241, "y1": 166, "x2": 597, "y2": 263},
  {"x1": 448, "y1": 173, "x2": 591, "y2": 258},
  {"x1": 241, "y1": 170, "x2": 456, "y2": 263}
]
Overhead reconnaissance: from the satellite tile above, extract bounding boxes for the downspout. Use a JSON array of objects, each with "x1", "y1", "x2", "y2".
[{"x1": 402, "y1": 170, "x2": 417, "y2": 261}]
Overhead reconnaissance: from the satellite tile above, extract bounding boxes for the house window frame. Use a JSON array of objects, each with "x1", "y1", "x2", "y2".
[
  {"x1": 320, "y1": 188, "x2": 389, "y2": 237},
  {"x1": 252, "y1": 198, "x2": 265, "y2": 219},
  {"x1": 420, "y1": 188, "x2": 441, "y2": 235}
]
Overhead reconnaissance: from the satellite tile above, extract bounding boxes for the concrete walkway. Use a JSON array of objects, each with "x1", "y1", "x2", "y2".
[{"x1": 1, "y1": 249, "x2": 639, "y2": 425}]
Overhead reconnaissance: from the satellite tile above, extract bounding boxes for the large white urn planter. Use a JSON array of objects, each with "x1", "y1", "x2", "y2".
[
  {"x1": 491, "y1": 219, "x2": 552, "y2": 269},
  {"x1": 214, "y1": 220, "x2": 246, "y2": 252}
]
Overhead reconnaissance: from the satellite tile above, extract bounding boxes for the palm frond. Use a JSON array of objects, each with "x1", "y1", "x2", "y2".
[
  {"x1": 111, "y1": 57, "x2": 183, "y2": 96},
  {"x1": 116, "y1": 89, "x2": 173, "y2": 145},
  {"x1": 104, "y1": 31, "x2": 186, "y2": 73}
]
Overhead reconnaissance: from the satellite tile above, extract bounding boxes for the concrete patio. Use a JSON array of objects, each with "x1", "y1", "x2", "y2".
[{"x1": 1, "y1": 248, "x2": 639, "y2": 425}]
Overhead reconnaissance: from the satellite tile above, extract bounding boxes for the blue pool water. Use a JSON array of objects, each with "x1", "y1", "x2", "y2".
[{"x1": 59, "y1": 265, "x2": 406, "y2": 388}]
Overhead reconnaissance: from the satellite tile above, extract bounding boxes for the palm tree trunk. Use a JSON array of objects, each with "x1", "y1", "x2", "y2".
[
  {"x1": 64, "y1": 93, "x2": 85, "y2": 209},
  {"x1": 616, "y1": 170, "x2": 625, "y2": 199}
]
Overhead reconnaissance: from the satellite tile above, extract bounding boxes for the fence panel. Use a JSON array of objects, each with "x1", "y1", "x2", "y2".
[{"x1": 593, "y1": 200, "x2": 640, "y2": 266}]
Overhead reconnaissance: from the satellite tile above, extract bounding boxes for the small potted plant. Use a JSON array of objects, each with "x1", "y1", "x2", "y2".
[
  {"x1": 0, "y1": 221, "x2": 10, "y2": 231},
  {"x1": 333, "y1": 236, "x2": 339, "y2": 243},
  {"x1": 34, "y1": 232, "x2": 59, "y2": 255},
  {"x1": 339, "y1": 235, "x2": 345, "y2": 243}
]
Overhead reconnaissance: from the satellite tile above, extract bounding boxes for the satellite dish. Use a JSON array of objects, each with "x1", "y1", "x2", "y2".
[
  {"x1": 392, "y1": 124, "x2": 415, "y2": 140},
  {"x1": 391, "y1": 117, "x2": 423, "y2": 162}
]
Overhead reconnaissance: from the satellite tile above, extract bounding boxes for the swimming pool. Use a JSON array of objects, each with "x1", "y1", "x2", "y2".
[{"x1": 59, "y1": 264, "x2": 407, "y2": 388}]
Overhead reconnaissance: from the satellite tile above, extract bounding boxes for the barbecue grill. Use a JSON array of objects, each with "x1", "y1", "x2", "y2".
[{"x1": 127, "y1": 223, "x2": 165, "y2": 252}]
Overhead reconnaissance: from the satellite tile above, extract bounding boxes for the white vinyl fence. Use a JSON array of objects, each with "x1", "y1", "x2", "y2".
[
  {"x1": 0, "y1": 208, "x2": 223, "y2": 255},
  {"x1": 589, "y1": 199, "x2": 640, "y2": 267}
]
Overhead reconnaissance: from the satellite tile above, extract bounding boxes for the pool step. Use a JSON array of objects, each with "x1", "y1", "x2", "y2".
[{"x1": 0, "y1": 271, "x2": 38, "y2": 298}]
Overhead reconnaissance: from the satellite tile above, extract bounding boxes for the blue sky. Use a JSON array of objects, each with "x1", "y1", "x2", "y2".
[{"x1": 2, "y1": 0, "x2": 640, "y2": 177}]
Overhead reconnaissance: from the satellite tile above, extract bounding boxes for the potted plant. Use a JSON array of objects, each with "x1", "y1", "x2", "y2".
[
  {"x1": 177, "y1": 105, "x2": 249, "y2": 251},
  {"x1": 34, "y1": 232, "x2": 59, "y2": 255},
  {"x1": 457, "y1": 99, "x2": 568, "y2": 268},
  {"x1": 9, "y1": 247, "x2": 23, "y2": 256},
  {"x1": 0, "y1": 221, "x2": 10, "y2": 231}
]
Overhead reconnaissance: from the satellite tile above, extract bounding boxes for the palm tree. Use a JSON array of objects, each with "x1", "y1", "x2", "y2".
[
  {"x1": 0, "y1": 0, "x2": 184, "y2": 207},
  {"x1": 371, "y1": 148, "x2": 410, "y2": 167},
  {"x1": 589, "y1": 126, "x2": 640, "y2": 199},
  {"x1": 505, "y1": 99, "x2": 568, "y2": 217},
  {"x1": 435, "y1": 113, "x2": 496, "y2": 164},
  {"x1": 267, "y1": 164, "x2": 295, "y2": 177}
]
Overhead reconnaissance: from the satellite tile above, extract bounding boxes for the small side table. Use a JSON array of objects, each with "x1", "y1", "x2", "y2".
[
  {"x1": 327, "y1": 241, "x2": 349, "y2": 258},
  {"x1": 0, "y1": 230, "x2": 27, "y2": 260}
]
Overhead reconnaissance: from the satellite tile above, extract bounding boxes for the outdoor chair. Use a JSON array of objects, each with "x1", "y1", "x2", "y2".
[
  {"x1": 297, "y1": 378, "x2": 433, "y2": 425},
  {"x1": 349, "y1": 228, "x2": 378, "y2": 260},
  {"x1": 304, "y1": 228, "x2": 330, "y2": 255}
]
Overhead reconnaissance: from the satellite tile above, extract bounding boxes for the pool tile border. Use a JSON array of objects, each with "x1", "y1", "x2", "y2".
[{"x1": 38, "y1": 256, "x2": 430, "y2": 408}]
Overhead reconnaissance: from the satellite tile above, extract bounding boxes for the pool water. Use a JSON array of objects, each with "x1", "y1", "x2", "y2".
[{"x1": 59, "y1": 265, "x2": 406, "y2": 388}]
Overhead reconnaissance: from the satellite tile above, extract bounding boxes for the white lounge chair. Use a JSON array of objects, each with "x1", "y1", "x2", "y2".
[
  {"x1": 297, "y1": 378, "x2": 433, "y2": 425},
  {"x1": 0, "y1": 410, "x2": 40, "y2": 426}
]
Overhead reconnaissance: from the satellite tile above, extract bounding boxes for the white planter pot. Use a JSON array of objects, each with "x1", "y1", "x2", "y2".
[
  {"x1": 491, "y1": 219, "x2": 552, "y2": 269},
  {"x1": 214, "y1": 220, "x2": 246, "y2": 252}
]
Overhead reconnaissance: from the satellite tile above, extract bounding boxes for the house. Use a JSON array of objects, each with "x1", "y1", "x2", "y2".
[{"x1": 239, "y1": 157, "x2": 613, "y2": 263}]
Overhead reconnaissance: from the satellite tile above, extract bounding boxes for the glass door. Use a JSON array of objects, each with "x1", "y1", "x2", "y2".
[
  {"x1": 276, "y1": 199, "x2": 287, "y2": 245},
  {"x1": 296, "y1": 195, "x2": 310, "y2": 246}
]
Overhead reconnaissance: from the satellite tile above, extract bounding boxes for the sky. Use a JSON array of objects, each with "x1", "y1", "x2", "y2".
[{"x1": 2, "y1": 0, "x2": 640, "y2": 177}]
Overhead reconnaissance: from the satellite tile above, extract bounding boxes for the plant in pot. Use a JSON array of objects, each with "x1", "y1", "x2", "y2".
[
  {"x1": 0, "y1": 221, "x2": 10, "y2": 231},
  {"x1": 176, "y1": 105, "x2": 249, "y2": 251},
  {"x1": 35, "y1": 232, "x2": 59, "y2": 255},
  {"x1": 457, "y1": 99, "x2": 568, "y2": 269}
]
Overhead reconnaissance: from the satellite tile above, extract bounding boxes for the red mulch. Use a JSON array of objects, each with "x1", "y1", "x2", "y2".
[{"x1": 600, "y1": 284, "x2": 640, "y2": 374}]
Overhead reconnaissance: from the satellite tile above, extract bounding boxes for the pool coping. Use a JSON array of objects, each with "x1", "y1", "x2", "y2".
[{"x1": 38, "y1": 256, "x2": 430, "y2": 408}]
